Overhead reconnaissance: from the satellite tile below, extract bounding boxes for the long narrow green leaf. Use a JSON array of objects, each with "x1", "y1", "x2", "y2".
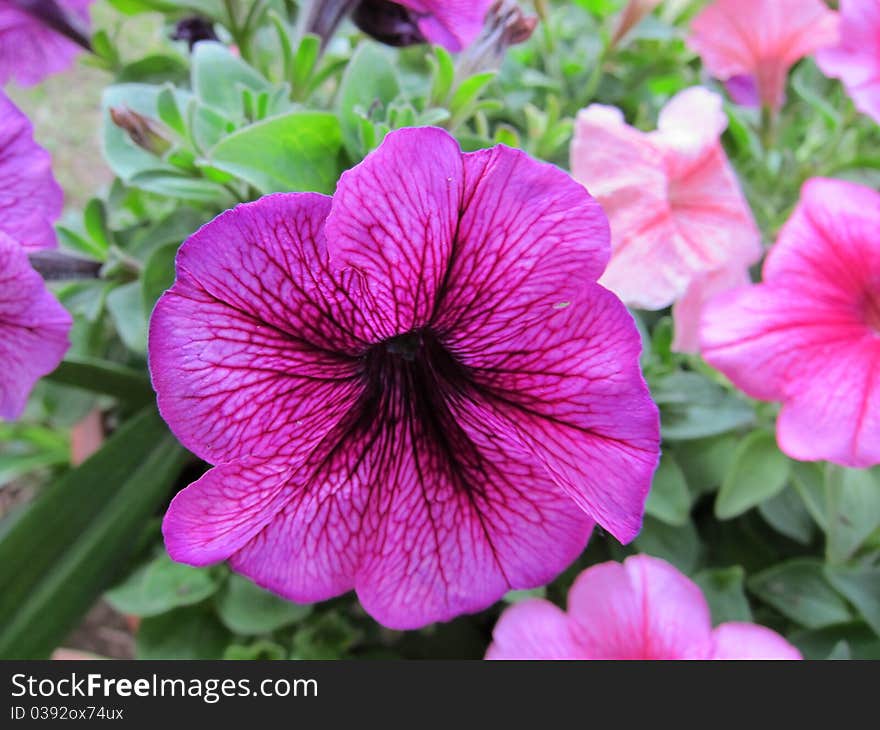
[
  {"x1": 43, "y1": 355, "x2": 154, "y2": 405},
  {"x1": 0, "y1": 408, "x2": 187, "y2": 658}
]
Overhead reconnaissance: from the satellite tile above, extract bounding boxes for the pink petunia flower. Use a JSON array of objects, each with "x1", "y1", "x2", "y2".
[
  {"x1": 0, "y1": 90, "x2": 63, "y2": 250},
  {"x1": 0, "y1": 0, "x2": 92, "y2": 87},
  {"x1": 149, "y1": 127, "x2": 660, "y2": 629},
  {"x1": 571, "y1": 87, "x2": 761, "y2": 315},
  {"x1": 817, "y1": 0, "x2": 880, "y2": 125},
  {"x1": 672, "y1": 266, "x2": 752, "y2": 354},
  {"x1": 702, "y1": 178, "x2": 880, "y2": 468},
  {"x1": 688, "y1": 0, "x2": 840, "y2": 111},
  {"x1": 486, "y1": 555, "x2": 801, "y2": 660},
  {"x1": 0, "y1": 232, "x2": 71, "y2": 419}
]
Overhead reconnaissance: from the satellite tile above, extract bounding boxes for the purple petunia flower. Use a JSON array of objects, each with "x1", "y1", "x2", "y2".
[
  {"x1": 0, "y1": 0, "x2": 92, "y2": 87},
  {"x1": 0, "y1": 90, "x2": 62, "y2": 250},
  {"x1": 149, "y1": 127, "x2": 660, "y2": 629},
  {"x1": 0, "y1": 232, "x2": 71, "y2": 419}
]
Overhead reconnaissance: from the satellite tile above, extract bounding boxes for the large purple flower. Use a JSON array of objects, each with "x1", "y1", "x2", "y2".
[
  {"x1": 0, "y1": 232, "x2": 71, "y2": 419},
  {"x1": 0, "y1": 0, "x2": 92, "y2": 87},
  {"x1": 149, "y1": 127, "x2": 660, "y2": 629},
  {"x1": 0, "y1": 90, "x2": 62, "y2": 250}
]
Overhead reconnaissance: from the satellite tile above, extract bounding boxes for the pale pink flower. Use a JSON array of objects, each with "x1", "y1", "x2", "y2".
[
  {"x1": 817, "y1": 0, "x2": 880, "y2": 125},
  {"x1": 688, "y1": 0, "x2": 840, "y2": 110},
  {"x1": 672, "y1": 266, "x2": 752, "y2": 354},
  {"x1": 486, "y1": 555, "x2": 801, "y2": 660},
  {"x1": 571, "y1": 86, "x2": 761, "y2": 312},
  {"x1": 702, "y1": 178, "x2": 880, "y2": 468}
]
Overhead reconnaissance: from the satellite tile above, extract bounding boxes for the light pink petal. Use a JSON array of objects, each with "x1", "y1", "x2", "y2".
[
  {"x1": 149, "y1": 193, "x2": 366, "y2": 465},
  {"x1": 0, "y1": 91, "x2": 63, "y2": 251},
  {"x1": 232, "y1": 385, "x2": 594, "y2": 629},
  {"x1": 0, "y1": 0, "x2": 92, "y2": 86},
  {"x1": 817, "y1": 0, "x2": 880, "y2": 124},
  {"x1": 325, "y1": 127, "x2": 464, "y2": 341},
  {"x1": 396, "y1": 0, "x2": 492, "y2": 51},
  {"x1": 711, "y1": 622, "x2": 802, "y2": 660},
  {"x1": 0, "y1": 232, "x2": 71, "y2": 419},
  {"x1": 655, "y1": 86, "x2": 729, "y2": 157},
  {"x1": 572, "y1": 94, "x2": 759, "y2": 310},
  {"x1": 435, "y1": 141, "x2": 610, "y2": 340},
  {"x1": 672, "y1": 265, "x2": 752, "y2": 354},
  {"x1": 485, "y1": 599, "x2": 581, "y2": 660},
  {"x1": 163, "y1": 458, "x2": 297, "y2": 566},
  {"x1": 460, "y1": 284, "x2": 659, "y2": 544},
  {"x1": 571, "y1": 104, "x2": 673, "y2": 309},
  {"x1": 567, "y1": 555, "x2": 714, "y2": 659},
  {"x1": 688, "y1": 0, "x2": 840, "y2": 109}
]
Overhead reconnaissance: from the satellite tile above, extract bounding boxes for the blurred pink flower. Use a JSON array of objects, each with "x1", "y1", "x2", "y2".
[
  {"x1": 702, "y1": 178, "x2": 880, "y2": 468},
  {"x1": 672, "y1": 266, "x2": 752, "y2": 354},
  {"x1": 486, "y1": 555, "x2": 801, "y2": 660},
  {"x1": 0, "y1": 91, "x2": 63, "y2": 250},
  {"x1": 0, "y1": 232, "x2": 71, "y2": 420},
  {"x1": 0, "y1": 0, "x2": 92, "y2": 87},
  {"x1": 571, "y1": 87, "x2": 761, "y2": 313},
  {"x1": 688, "y1": 0, "x2": 839, "y2": 110},
  {"x1": 817, "y1": 0, "x2": 880, "y2": 124}
]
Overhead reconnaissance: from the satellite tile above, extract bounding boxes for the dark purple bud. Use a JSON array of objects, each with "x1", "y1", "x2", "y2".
[
  {"x1": 352, "y1": 0, "x2": 426, "y2": 47},
  {"x1": 110, "y1": 107, "x2": 171, "y2": 157},
  {"x1": 170, "y1": 16, "x2": 219, "y2": 51},
  {"x1": 13, "y1": 0, "x2": 91, "y2": 51}
]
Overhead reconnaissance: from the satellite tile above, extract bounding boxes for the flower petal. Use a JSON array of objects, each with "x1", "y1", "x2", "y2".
[
  {"x1": 324, "y1": 127, "x2": 464, "y2": 340},
  {"x1": 163, "y1": 458, "x2": 296, "y2": 566},
  {"x1": 461, "y1": 284, "x2": 659, "y2": 543},
  {"x1": 434, "y1": 142, "x2": 610, "y2": 338},
  {"x1": 710, "y1": 622, "x2": 802, "y2": 660},
  {"x1": 567, "y1": 555, "x2": 713, "y2": 659},
  {"x1": 396, "y1": 0, "x2": 492, "y2": 51},
  {"x1": 672, "y1": 265, "x2": 752, "y2": 354},
  {"x1": 0, "y1": 233, "x2": 71, "y2": 419},
  {"x1": 0, "y1": 91, "x2": 63, "y2": 251},
  {"x1": 485, "y1": 599, "x2": 580, "y2": 660},
  {"x1": 231, "y1": 385, "x2": 593, "y2": 629},
  {"x1": 817, "y1": 0, "x2": 880, "y2": 124},
  {"x1": 149, "y1": 193, "x2": 366, "y2": 465},
  {"x1": 0, "y1": 0, "x2": 92, "y2": 87}
]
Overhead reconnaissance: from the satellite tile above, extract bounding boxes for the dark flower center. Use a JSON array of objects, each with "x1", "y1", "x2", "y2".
[
  {"x1": 364, "y1": 328, "x2": 467, "y2": 393},
  {"x1": 352, "y1": 0, "x2": 427, "y2": 47}
]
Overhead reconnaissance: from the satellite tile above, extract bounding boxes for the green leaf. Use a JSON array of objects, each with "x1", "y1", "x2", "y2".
[
  {"x1": 292, "y1": 34, "x2": 320, "y2": 93},
  {"x1": 209, "y1": 112, "x2": 343, "y2": 194},
  {"x1": 107, "y1": 282, "x2": 148, "y2": 355},
  {"x1": 789, "y1": 622, "x2": 880, "y2": 660},
  {"x1": 450, "y1": 72, "x2": 497, "y2": 117},
  {"x1": 758, "y1": 485, "x2": 816, "y2": 545},
  {"x1": 673, "y1": 433, "x2": 739, "y2": 495},
  {"x1": 117, "y1": 54, "x2": 189, "y2": 84},
  {"x1": 748, "y1": 559, "x2": 852, "y2": 629},
  {"x1": 83, "y1": 199, "x2": 112, "y2": 254},
  {"x1": 337, "y1": 43, "x2": 400, "y2": 160},
  {"x1": 142, "y1": 242, "x2": 180, "y2": 312},
  {"x1": 106, "y1": 553, "x2": 219, "y2": 618},
  {"x1": 826, "y1": 466, "x2": 880, "y2": 564},
  {"x1": 224, "y1": 639, "x2": 287, "y2": 660},
  {"x1": 191, "y1": 41, "x2": 271, "y2": 118},
  {"x1": 715, "y1": 430, "x2": 791, "y2": 520},
  {"x1": 157, "y1": 85, "x2": 187, "y2": 137},
  {"x1": 0, "y1": 409, "x2": 188, "y2": 658},
  {"x1": 653, "y1": 372, "x2": 754, "y2": 441},
  {"x1": 137, "y1": 606, "x2": 229, "y2": 659},
  {"x1": 645, "y1": 452, "x2": 691, "y2": 526},
  {"x1": 825, "y1": 565, "x2": 880, "y2": 637},
  {"x1": 633, "y1": 516, "x2": 701, "y2": 574},
  {"x1": 127, "y1": 171, "x2": 230, "y2": 203},
  {"x1": 790, "y1": 461, "x2": 827, "y2": 530},
  {"x1": 216, "y1": 574, "x2": 312, "y2": 636},
  {"x1": 693, "y1": 566, "x2": 753, "y2": 624},
  {"x1": 0, "y1": 452, "x2": 68, "y2": 489},
  {"x1": 57, "y1": 226, "x2": 107, "y2": 261},
  {"x1": 43, "y1": 356, "x2": 153, "y2": 405},
  {"x1": 429, "y1": 45, "x2": 455, "y2": 105}
]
